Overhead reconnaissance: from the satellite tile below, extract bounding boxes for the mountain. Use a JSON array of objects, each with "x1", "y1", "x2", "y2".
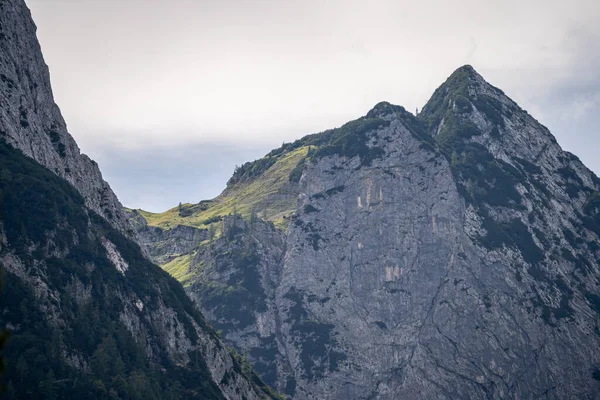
[
  {"x1": 0, "y1": 0, "x2": 134, "y2": 237},
  {"x1": 0, "y1": 1, "x2": 281, "y2": 398},
  {"x1": 134, "y1": 66, "x2": 600, "y2": 399}
]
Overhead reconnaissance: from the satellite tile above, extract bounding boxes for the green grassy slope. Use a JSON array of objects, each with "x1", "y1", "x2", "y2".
[
  {"x1": 133, "y1": 109, "x2": 412, "y2": 293},
  {"x1": 137, "y1": 146, "x2": 310, "y2": 231},
  {"x1": 136, "y1": 109, "x2": 398, "y2": 236}
]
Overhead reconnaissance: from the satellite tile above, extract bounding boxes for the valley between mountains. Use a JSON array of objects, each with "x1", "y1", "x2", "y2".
[{"x1": 0, "y1": 0, "x2": 599, "y2": 399}]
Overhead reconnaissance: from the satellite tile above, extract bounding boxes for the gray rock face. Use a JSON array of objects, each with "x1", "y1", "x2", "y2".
[
  {"x1": 139, "y1": 67, "x2": 600, "y2": 399},
  {"x1": 185, "y1": 217, "x2": 288, "y2": 389},
  {"x1": 0, "y1": 0, "x2": 134, "y2": 237},
  {"x1": 128, "y1": 209, "x2": 209, "y2": 264},
  {"x1": 0, "y1": 140, "x2": 279, "y2": 399},
  {"x1": 0, "y1": 1, "x2": 280, "y2": 398}
]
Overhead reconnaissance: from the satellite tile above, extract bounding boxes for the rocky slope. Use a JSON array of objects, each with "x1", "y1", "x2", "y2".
[
  {"x1": 0, "y1": 0, "x2": 134, "y2": 236},
  {"x1": 128, "y1": 209, "x2": 209, "y2": 266},
  {"x1": 137, "y1": 67, "x2": 600, "y2": 399},
  {"x1": 0, "y1": 140, "x2": 280, "y2": 399},
  {"x1": 0, "y1": 1, "x2": 281, "y2": 398}
]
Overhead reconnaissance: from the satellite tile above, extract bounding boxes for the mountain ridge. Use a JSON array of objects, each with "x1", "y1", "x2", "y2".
[{"x1": 134, "y1": 65, "x2": 600, "y2": 399}]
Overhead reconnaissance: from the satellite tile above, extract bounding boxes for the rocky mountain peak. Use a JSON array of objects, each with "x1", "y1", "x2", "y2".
[
  {"x1": 415, "y1": 65, "x2": 582, "y2": 189},
  {"x1": 365, "y1": 101, "x2": 407, "y2": 119},
  {"x1": 419, "y1": 65, "x2": 510, "y2": 138},
  {"x1": 134, "y1": 65, "x2": 600, "y2": 399}
]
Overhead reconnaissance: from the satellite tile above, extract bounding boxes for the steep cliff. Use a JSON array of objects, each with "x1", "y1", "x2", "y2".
[
  {"x1": 0, "y1": 1, "x2": 281, "y2": 398},
  {"x1": 138, "y1": 67, "x2": 600, "y2": 399},
  {"x1": 0, "y1": 139, "x2": 280, "y2": 399},
  {"x1": 0, "y1": 0, "x2": 133, "y2": 236}
]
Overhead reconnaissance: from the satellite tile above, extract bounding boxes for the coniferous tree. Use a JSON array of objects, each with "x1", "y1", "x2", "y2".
[{"x1": 451, "y1": 150, "x2": 459, "y2": 166}]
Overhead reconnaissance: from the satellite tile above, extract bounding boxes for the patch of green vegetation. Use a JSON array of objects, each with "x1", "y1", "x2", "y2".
[
  {"x1": 311, "y1": 117, "x2": 388, "y2": 167},
  {"x1": 586, "y1": 293, "x2": 600, "y2": 315},
  {"x1": 453, "y1": 94, "x2": 472, "y2": 113},
  {"x1": 0, "y1": 148, "x2": 90, "y2": 262},
  {"x1": 285, "y1": 376, "x2": 297, "y2": 397},
  {"x1": 582, "y1": 192, "x2": 600, "y2": 237},
  {"x1": 416, "y1": 68, "x2": 586, "y2": 329},
  {"x1": 139, "y1": 146, "x2": 310, "y2": 231},
  {"x1": 311, "y1": 185, "x2": 346, "y2": 200},
  {"x1": 479, "y1": 218, "x2": 544, "y2": 266},
  {"x1": 304, "y1": 204, "x2": 319, "y2": 213},
  {"x1": 140, "y1": 109, "x2": 392, "y2": 237},
  {"x1": 365, "y1": 101, "x2": 407, "y2": 118},
  {"x1": 0, "y1": 139, "x2": 240, "y2": 399},
  {"x1": 289, "y1": 156, "x2": 307, "y2": 183},
  {"x1": 162, "y1": 252, "x2": 197, "y2": 287},
  {"x1": 557, "y1": 166, "x2": 586, "y2": 197},
  {"x1": 416, "y1": 71, "x2": 539, "y2": 264},
  {"x1": 229, "y1": 348, "x2": 284, "y2": 400},
  {"x1": 248, "y1": 336, "x2": 279, "y2": 387},
  {"x1": 284, "y1": 287, "x2": 347, "y2": 381},
  {"x1": 46, "y1": 129, "x2": 66, "y2": 157},
  {"x1": 268, "y1": 113, "x2": 390, "y2": 166},
  {"x1": 473, "y1": 96, "x2": 505, "y2": 128},
  {"x1": 449, "y1": 143, "x2": 523, "y2": 208},
  {"x1": 228, "y1": 157, "x2": 278, "y2": 186},
  {"x1": 202, "y1": 215, "x2": 224, "y2": 225},
  {"x1": 416, "y1": 70, "x2": 524, "y2": 212},
  {"x1": 419, "y1": 66, "x2": 472, "y2": 130},
  {"x1": 418, "y1": 66, "x2": 506, "y2": 143},
  {"x1": 436, "y1": 116, "x2": 481, "y2": 153},
  {"x1": 195, "y1": 231, "x2": 267, "y2": 331}
]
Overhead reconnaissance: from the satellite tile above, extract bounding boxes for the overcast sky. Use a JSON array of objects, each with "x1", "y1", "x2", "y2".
[{"x1": 25, "y1": 0, "x2": 600, "y2": 212}]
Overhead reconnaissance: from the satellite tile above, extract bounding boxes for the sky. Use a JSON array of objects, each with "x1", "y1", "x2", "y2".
[{"x1": 25, "y1": 0, "x2": 600, "y2": 212}]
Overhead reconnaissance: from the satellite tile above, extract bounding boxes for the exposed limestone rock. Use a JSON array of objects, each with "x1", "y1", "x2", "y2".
[
  {"x1": 138, "y1": 67, "x2": 600, "y2": 399},
  {"x1": 0, "y1": 0, "x2": 135, "y2": 237},
  {"x1": 0, "y1": 1, "x2": 281, "y2": 398},
  {"x1": 128, "y1": 209, "x2": 209, "y2": 264},
  {"x1": 101, "y1": 238, "x2": 129, "y2": 274}
]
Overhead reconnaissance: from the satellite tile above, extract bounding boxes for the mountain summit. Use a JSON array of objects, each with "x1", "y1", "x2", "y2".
[{"x1": 135, "y1": 65, "x2": 600, "y2": 399}]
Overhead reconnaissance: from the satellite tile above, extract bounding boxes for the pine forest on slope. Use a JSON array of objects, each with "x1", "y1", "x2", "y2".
[{"x1": 0, "y1": 0, "x2": 282, "y2": 398}]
